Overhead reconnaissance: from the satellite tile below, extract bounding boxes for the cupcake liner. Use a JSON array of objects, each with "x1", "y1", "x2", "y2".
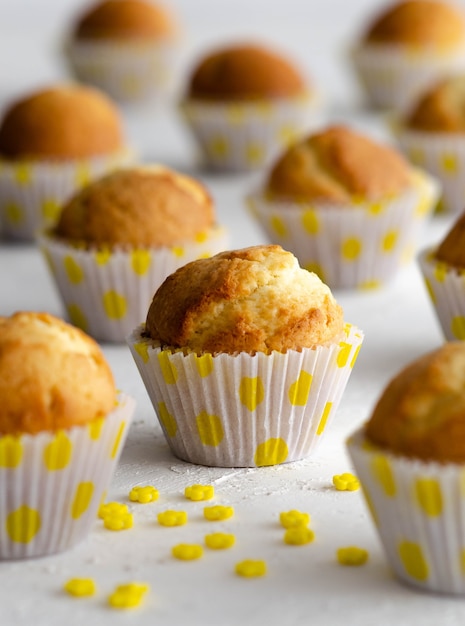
[
  {"x1": 351, "y1": 44, "x2": 465, "y2": 112},
  {"x1": 247, "y1": 169, "x2": 439, "y2": 290},
  {"x1": 180, "y1": 94, "x2": 320, "y2": 172},
  {"x1": 0, "y1": 149, "x2": 134, "y2": 241},
  {"x1": 127, "y1": 323, "x2": 364, "y2": 468},
  {"x1": 39, "y1": 226, "x2": 229, "y2": 343},
  {"x1": 0, "y1": 393, "x2": 135, "y2": 560},
  {"x1": 65, "y1": 39, "x2": 178, "y2": 103},
  {"x1": 348, "y1": 427, "x2": 465, "y2": 595},
  {"x1": 418, "y1": 246, "x2": 465, "y2": 340}
]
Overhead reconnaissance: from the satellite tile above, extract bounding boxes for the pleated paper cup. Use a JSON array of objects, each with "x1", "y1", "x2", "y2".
[
  {"x1": 180, "y1": 94, "x2": 320, "y2": 172},
  {"x1": 127, "y1": 323, "x2": 364, "y2": 468},
  {"x1": 348, "y1": 427, "x2": 465, "y2": 595},
  {"x1": 0, "y1": 149, "x2": 134, "y2": 241},
  {"x1": 247, "y1": 169, "x2": 439, "y2": 291},
  {"x1": 418, "y1": 246, "x2": 465, "y2": 341},
  {"x1": 0, "y1": 393, "x2": 135, "y2": 560},
  {"x1": 39, "y1": 226, "x2": 229, "y2": 343}
]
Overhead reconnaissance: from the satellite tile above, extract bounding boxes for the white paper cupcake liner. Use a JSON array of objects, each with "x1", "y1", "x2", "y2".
[
  {"x1": 247, "y1": 169, "x2": 439, "y2": 290},
  {"x1": 0, "y1": 393, "x2": 135, "y2": 560},
  {"x1": 39, "y1": 226, "x2": 229, "y2": 343},
  {"x1": 351, "y1": 44, "x2": 465, "y2": 112},
  {"x1": 418, "y1": 246, "x2": 465, "y2": 340},
  {"x1": 0, "y1": 149, "x2": 134, "y2": 241},
  {"x1": 180, "y1": 94, "x2": 320, "y2": 172},
  {"x1": 128, "y1": 323, "x2": 364, "y2": 468},
  {"x1": 348, "y1": 427, "x2": 465, "y2": 595}
]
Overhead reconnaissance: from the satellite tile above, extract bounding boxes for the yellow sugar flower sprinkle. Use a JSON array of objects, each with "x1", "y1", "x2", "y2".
[
  {"x1": 205, "y1": 532, "x2": 236, "y2": 550},
  {"x1": 337, "y1": 546, "x2": 369, "y2": 566},
  {"x1": 284, "y1": 527, "x2": 315, "y2": 546},
  {"x1": 98, "y1": 502, "x2": 128, "y2": 519},
  {"x1": 157, "y1": 510, "x2": 188, "y2": 527},
  {"x1": 108, "y1": 582, "x2": 149, "y2": 609},
  {"x1": 204, "y1": 505, "x2": 234, "y2": 521},
  {"x1": 172, "y1": 543, "x2": 204, "y2": 561},
  {"x1": 129, "y1": 485, "x2": 159, "y2": 504},
  {"x1": 279, "y1": 510, "x2": 310, "y2": 529},
  {"x1": 332, "y1": 473, "x2": 360, "y2": 491},
  {"x1": 184, "y1": 484, "x2": 215, "y2": 501},
  {"x1": 64, "y1": 578, "x2": 96, "y2": 597},
  {"x1": 235, "y1": 560, "x2": 267, "y2": 578},
  {"x1": 103, "y1": 512, "x2": 133, "y2": 531}
]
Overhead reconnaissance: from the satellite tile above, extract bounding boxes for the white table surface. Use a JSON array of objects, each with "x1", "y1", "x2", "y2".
[{"x1": 2, "y1": 1, "x2": 465, "y2": 624}]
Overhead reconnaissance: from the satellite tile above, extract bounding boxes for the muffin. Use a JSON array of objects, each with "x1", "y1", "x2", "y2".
[
  {"x1": 348, "y1": 342, "x2": 465, "y2": 594},
  {"x1": 180, "y1": 42, "x2": 318, "y2": 172},
  {"x1": 65, "y1": 0, "x2": 180, "y2": 102},
  {"x1": 351, "y1": 0, "x2": 465, "y2": 112},
  {"x1": 128, "y1": 244, "x2": 364, "y2": 467},
  {"x1": 247, "y1": 125, "x2": 439, "y2": 290},
  {"x1": 39, "y1": 165, "x2": 229, "y2": 343},
  {"x1": 0, "y1": 84, "x2": 133, "y2": 241},
  {"x1": 0, "y1": 311, "x2": 135, "y2": 559}
]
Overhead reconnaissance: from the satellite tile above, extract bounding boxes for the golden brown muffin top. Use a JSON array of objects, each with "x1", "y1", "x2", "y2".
[
  {"x1": 265, "y1": 125, "x2": 412, "y2": 204},
  {"x1": 0, "y1": 85, "x2": 124, "y2": 160},
  {"x1": 187, "y1": 43, "x2": 307, "y2": 100},
  {"x1": 435, "y1": 211, "x2": 465, "y2": 266},
  {"x1": 0, "y1": 311, "x2": 116, "y2": 435},
  {"x1": 145, "y1": 244, "x2": 344, "y2": 354},
  {"x1": 53, "y1": 165, "x2": 215, "y2": 247},
  {"x1": 365, "y1": 342, "x2": 465, "y2": 463},
  {"x1": 74, "y1": 0, "x2": 176, "y2": 40},
  {"x1": 405, "y1": 75, "x2": 465, "y2": 132},
  {"x1": 364, "y1": 0, "x2": 465, "y2": 48}
]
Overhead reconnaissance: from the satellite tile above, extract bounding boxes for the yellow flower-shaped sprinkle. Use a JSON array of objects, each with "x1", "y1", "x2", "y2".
[
  {"x1": 172, "y1": 543, "x2": 204, "y2": 561},
  {"x1": 279, "y1": 510, "x2": 310, "y2": 529},
  {"x1": 235, "y1": 560, "x2": 267, "y2": 578},
  {"x1": 205, "y1": 532, "x2": 236, "y2": 550},
  {"x1": 204, "y1": 505, "x2": 234, "y2": 521},
  {"x1": 337, "y1": 546, "x2": 369, "y2": 566},
  {"x1": 157, "y1": 510, "x2": 188, "y2": 527},
  {"x1": 64, "y1": 578, "x2": 96, "y2": 597},
  {"x1": 332, "y1": 473, "x2": 360, "y2": 492},
  {"x1": 103, "y1": 512, "x2": 133, "y2": 531},
  {"x1": 129, "y1": 486, "x2": 159, "y2": 504},
  {"x1": 108, "y1": 583, "x2": 149, "y2": 609},
  {"x1": 284, "y1": 527, "x2": 315, "y2": 546},
  {"x1": 98, "y1": 502, "x2": 129, "y2": 519},
  {"x1": 184, "y1": 484, "x2": 215, "y2": 501}
]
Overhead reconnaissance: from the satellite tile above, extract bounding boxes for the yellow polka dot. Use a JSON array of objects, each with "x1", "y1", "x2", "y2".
[
  {"x1": 157, "y1": 351, "x2": 178, "y2": 384},
  {"x1": 436, "y1": 196, "x2": 447, "y2": 214},
  {"x1": 316, "y1": 402, "x2": 333, "y2": 435},
  {"x1": 301, "y1": 209, "x2": 319, "y2": 235},
  {"x1": 408, "y1": 147, "x2": 425, "y2": 166},
  {"x1": 288, "y1": 371, "x2": 312, "y2": 406},
  {"x1": 423, "y1": 277, "x2": 436, "y2": 304},
  {"x1": 94, "y1": 248, "x2": 112, "y2": 265},
  {"x1": 172, "y1": 246, "x2": 185, "y2": 258},
  {"x1": 14, "y1": 163, "x2": 32, "y2": 185},
  {"x1": 0, "y1": 436, "x2": 23, "y2": 468},
  {"x1": 270, "y1": 215, "x2": 288, "y2": 237},
  {"x1": 398, "y1": 541, "x2": 429, "y2": 581},
  {"x1": 64, "y1": 256, "x2": 84, "y2": 284},
  {"x1": 6, "y1": 505, "x2": 41, "y2": 543},
  {"x1": 226, "y1": 105, "x2": 245, "y2": 124},
  {"x1": 433, "y1": 262, "x2": 448, "y2": 283},
  {"x1": 341, "y1": 238, "x2": 362, "y2": 261},
  {"x1": 5, "y1": 202, "x2": 23, "y2": 224},
  {"x1": 278, "y1": 125, "x2": 298, "y2": 146},
  {"x1": 67, "y1": 304, "x2": 88, "y2": 331},
  {"x1": 358, "y1": 280, "x2": 381, "y2": 290},
  {"x1": 43, "y1": 432, "x2": 72, "y2": 470},
  {"x1": 254, "y1": 438, "x2": 289, "y2": 466},
  {"x1": 196, "y1": 411, "x2": 224, "y2": 446},
  {"x1": 239, "y1": 377, "x2": 265, "y2": 411},
  {"x1": 337, "y1": 342, "x2": 352, "y2": 368},
  {"x1": 304, "y1": 262, "x2": 325, "y2": 282},
  {"x1": 441, "y1": 153, "x2": 457, "y2": 174},
  {"x1": 134, "y1": 341, "x2": 150, "y2": 363},
  {"x1": 88, "y1": 417, "x2": 104, "y2": 440},
  {"x1": 209, "y1": 136, "x2": 229, "y2": 158},
  {"x1": 130, "y1": 250, "x2": 152, "y2": 276},
  {"x1": 382, "y1": 230, "x2": 398, "y2": 253},
  {"x1": 245, "y1": 143, "x2": 264, "y2": 165},
  {"x1": 370, "y1": 455, "x2": 396, "y2": 497},
  {"x1": 41, "y1": 199, "x2": 61, "y2": 222},
  {"x1": 195, "y1": 353, "x2": 214, "y2": 378},
  {"x1": 350, "y1": 344, "x2": 362, "y2": 369},
  {"x1": 158, "y1": 402, "x2": 177, "y2": 437},
  {"x1": 75, "y1": 163, "x2": 91, "y2": 188},
  {"x1": 451, "y1": 316, "x2": 465, "y2": 340},
  {"x1": 111, "y1": 422, "x2": 126, "y2": 459},
  {"x1": 414, "y1": 478, "x2": 443, "y2": 517},
  {"x1": 195, "y1": 231, "x2": 208, "y2": 243},
  {"x1": 102, "y1": 290, "x2": 127, "y2": 320},
  {"x1": 71, "y1": 482, "x2": 95, "y2": 519},
  {"x1": 460, "y1": 549, "x2": 465, "y2": 574},
  {"x1": 368, "y1": 201, "x2": 385, "y2": 215}
]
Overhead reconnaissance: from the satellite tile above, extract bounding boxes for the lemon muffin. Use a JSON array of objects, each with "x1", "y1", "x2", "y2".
[
  {"x1": 0, "y1": 311, "x2": 135, "y2": 559},
  {"x1": 348, "y1": 342, "x2": 465, "y2": 594},
  {"x1": 0, "y1": 84, "x2": 132, "y2": 241},
  {"x1": 66, "y1": 0, "x2": 179, "y2": 102},
  {"x1": 40, "y1": 165, "x2": 228, "y2": 342},
  {"x1": 180, "y1": 42, "x2": 318, "y2": 172},
  {"x1": 247, "y1": 125, "x2": 439, "y2": 290},
  {"x1": 128, "y1": 244, "x2": 363, "y2": 467},
  {"x1": 351, "y1": 0, "x2": 465, "y2": 111}
]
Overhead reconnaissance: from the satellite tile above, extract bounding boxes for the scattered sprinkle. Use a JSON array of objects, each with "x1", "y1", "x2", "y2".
[
  {"x1": 103, "y1": 512, "x2": 133, "y2": 531},
  {"x1": 204, "y1": 505, "x2": 234, "y2": 521},
  {"x1": 332, "y1": 473, "x2": 360, "y2": 491},
  {"x1": 284, "y1": 527, "x2": 315, "y2": 546},
  {"x1": 63, "y1": 578, "x2": 96, "y2": 597},
  {"x1": 337, "y1": 546, "x2": 369, "y2": 566},
  {"x1": 98, "y1": 502, "x2": 128, "y2": 519},
  {"x1": 184, "y1": 484, "x2": 214, "y2": 501},
  {"x1": 108, "y1": 583, "x2": 149, "y2": 609},
  {"x1": 157, "y1": 510, "x2": 188, "y2": 527},
  {"x1": 235, "y1": 560, "x2": 267, "y2": 578},
  {"x1": 172, "y1": 543, "x2": 204, "y2": 561},
  {"x1": 279, "y1": 510, "x2": 310, "y2": 529},
  {"x1": 129, "y1": 485, "x2": 159, "y2": 504},
  {"x1": 205, "y1": 532, "x2": 235, "y2": 550}
]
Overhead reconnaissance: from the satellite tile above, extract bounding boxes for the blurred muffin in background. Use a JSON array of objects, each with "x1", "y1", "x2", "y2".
[
  {"x1": 65, "y1": 0, "x2": 180, "y2": 103},
  {"x1": 351, "y1": 0, "x2": 465, "y2": 112},
  {"x1": 0, "y1": 84, "x2": 133, "y2": 241},
  {"x1": 180, "y1": 42, "x2": 319, "y2": 172}
]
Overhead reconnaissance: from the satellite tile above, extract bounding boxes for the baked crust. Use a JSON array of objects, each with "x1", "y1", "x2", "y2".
[
  {"x1": 0, "y1": 312, "x2": 116, "y2": 435},
  {"x1": 406, "y1": 75, "x2": 465, "y2": 132},
  {"x1": 435, "y1": 211, "x2": 465, "y2": 267},
  {"x1": 145, "y1": 244, "x2": 344, "y2": 354}
]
